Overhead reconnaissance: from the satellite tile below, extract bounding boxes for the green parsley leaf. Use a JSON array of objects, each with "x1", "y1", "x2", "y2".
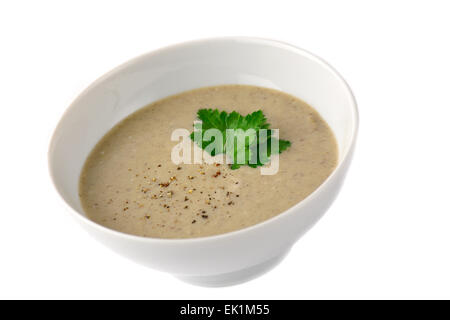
[{"x1": 190, "y1": 109, "x2": 291, "y2": 169}]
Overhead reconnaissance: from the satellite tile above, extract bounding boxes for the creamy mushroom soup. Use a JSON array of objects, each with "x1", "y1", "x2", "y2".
[{"x1": 79, "y1": 85, "x2": 338, "y2": 238}]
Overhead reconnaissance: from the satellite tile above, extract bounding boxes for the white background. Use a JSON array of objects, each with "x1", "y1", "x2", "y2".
[{"x1": 1, "y1": 0, "x2": 449, "y2": 300}]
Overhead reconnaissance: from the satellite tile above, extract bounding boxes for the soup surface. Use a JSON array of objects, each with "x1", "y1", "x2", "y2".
[{"x1": 79, "y1": 85, "x2": 338, "y2": 238}]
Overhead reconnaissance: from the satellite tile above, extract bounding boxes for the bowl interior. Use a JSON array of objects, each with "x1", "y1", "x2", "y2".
[{"x1": 49, "y1": 38, "x2": 357, "y2": 217}]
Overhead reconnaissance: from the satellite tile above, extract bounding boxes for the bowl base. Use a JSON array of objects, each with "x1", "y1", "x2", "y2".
[{"x1": 175, "y1": 249, "x2": 290, "y2": 287}]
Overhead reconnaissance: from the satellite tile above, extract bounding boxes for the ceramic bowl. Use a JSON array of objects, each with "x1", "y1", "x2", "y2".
[{"x1": 49, "y1": 37, "x2": 358, "y2": 287}]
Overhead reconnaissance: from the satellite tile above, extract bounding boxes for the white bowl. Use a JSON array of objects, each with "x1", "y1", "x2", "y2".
[{"x1": 49, "y1": 37, "x2": 358, "y2": 287}]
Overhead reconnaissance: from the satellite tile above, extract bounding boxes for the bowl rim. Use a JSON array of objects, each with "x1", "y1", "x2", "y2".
[{"x1": 48, "y1": 36, "x2": 359, "y2": 245}]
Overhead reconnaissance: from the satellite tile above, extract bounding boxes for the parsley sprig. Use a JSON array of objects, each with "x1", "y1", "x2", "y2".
[{"x1": 190, "y1": 109, "x2": 291, "y2": 169}]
